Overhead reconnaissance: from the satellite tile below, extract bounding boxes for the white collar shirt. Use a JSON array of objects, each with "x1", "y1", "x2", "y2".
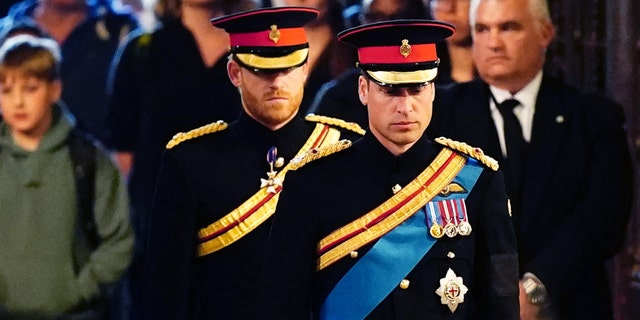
[{"x1": 489, "y1": 70, "x2": 543, "y2": 156}]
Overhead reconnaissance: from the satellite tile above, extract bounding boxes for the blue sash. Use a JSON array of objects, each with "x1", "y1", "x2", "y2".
[{"x1": 320, "y1": 159, "x2": 483, "y2": 320}]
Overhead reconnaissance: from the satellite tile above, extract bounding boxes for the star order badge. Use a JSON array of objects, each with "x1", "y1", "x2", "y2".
[{"x1": 435, "y1": 268, "x2": 468, "y2": 313}]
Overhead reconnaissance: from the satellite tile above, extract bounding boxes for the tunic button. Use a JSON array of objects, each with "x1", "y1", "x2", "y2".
[
  {"x1": 399, "y1": 279, "x2": 410, "y2": 289},
  {"x1": 350, "y1": 251, "x2": 358, "y2": 258},
  {"x1": 447, "y1": 252, "x2": 455, "y2": 259},
  {"x1": 392, "y1": 184, "x2": 402, "y2": 194}
]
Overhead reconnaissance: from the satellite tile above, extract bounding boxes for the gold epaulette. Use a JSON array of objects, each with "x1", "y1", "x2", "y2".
[
  {"x1": 289, "y1": 139, "x2": 352, "y2": 171},
  {"x1": 434, "y1": 137, "x2": 499, "y2": 171},
  {"x1": 166, "y1": 120, "x2": 228, "y2": 149},
  {"x1": 305, "y1": 114, "x2": 366, "y2": 136}
]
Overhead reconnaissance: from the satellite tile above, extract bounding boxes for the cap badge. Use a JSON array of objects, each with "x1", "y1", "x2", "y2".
[
  {"x1": 269, "y1": 25, "x2": 281, "y2": 43},
  {"x1": 400, "y1": 39, "x2": 411, "y2": 58},
  {"x1": 436, "y1": 268, "x2": 468, "y2": 313}
]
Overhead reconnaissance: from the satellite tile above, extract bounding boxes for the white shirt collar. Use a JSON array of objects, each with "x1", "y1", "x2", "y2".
[{"x1": 489, "y1": 71, "x2": 543, "y2": 154}]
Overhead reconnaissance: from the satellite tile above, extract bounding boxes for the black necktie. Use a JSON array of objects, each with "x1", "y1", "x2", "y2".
[{"x1": 497, "y1": 98, "x2": 526, "y2": 198}]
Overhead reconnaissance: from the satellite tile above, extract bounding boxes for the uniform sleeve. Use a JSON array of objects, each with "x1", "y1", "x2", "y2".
[
  {"x1": 257, "y1": 171, "x2": 318, "y2": 319},
  {"x1": 475, "y1": 169, "x2": 520, "y2": 319},
  {"x1": 76, "y1": 149, "x2": 133, "y2": 300},
  {"x1": 142, "y1": 151, "x2": 198, "y2": 320}
]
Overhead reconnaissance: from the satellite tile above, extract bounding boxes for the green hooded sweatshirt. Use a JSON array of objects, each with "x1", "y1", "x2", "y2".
[{"x1": 0, "y1": 105, "x2": 133, "y2": 315}]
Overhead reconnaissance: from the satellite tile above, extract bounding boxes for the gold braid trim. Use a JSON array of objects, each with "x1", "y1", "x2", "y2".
[
  {"x1": 195, "y1": 123, "x2": 343, "y2": 256},
  {"x1": 288, "y1": 139, "x2": 352, "y2": 171},
  {"x1": 305, "y1": 114, "x2": 366, "y2": 136},
  {"x1": 434, "y1": 136, "x2": 499, "y2": 171},
  {"x1": 317, "y1": 148, "x2": 466, "y2": 270},
  {"x1": 166, "y1": 120, "x2": 228, "y2": 149}
]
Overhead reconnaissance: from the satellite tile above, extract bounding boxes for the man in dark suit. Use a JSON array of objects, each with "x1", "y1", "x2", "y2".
[
  {"x1": 432, "y1": 0, "x2": 633, "y2": 319},
  {"x1": 259, "y1": 19, "x2": 519, "y2": 319},
  {"x1": 142, "y1": 7, "x2": 364, "y2": 320}
]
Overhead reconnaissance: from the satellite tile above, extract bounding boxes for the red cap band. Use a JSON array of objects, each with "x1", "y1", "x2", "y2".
[
  {"x1": 358, "y1": 43, "x2": 437, "y2": 64},
  {"x1": 229, "y1": 27, "x2": 308, "y2": 47}
]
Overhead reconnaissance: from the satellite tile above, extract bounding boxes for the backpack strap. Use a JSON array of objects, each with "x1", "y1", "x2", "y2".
[
  {"x1": 68, "y1": 129, "x2": 99, "y2": 250},
  {"x1": 0, "y1": 121, "x2": 98, "y2": 248}
]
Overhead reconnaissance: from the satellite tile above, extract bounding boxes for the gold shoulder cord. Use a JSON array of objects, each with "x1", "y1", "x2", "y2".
[
  {"x1": 434, "y1": 137, "x2": 499, "y2": 171},
  {"x1": 288, "y1": 139, "x2": 352, "y2": 171},
  {"x1": 305, "y1": 114, "x2": 366, "y2": 136},
  {"x1": 166, "y1": 120, "x2": 228, "y2": 149},
  {"x1": 196, "y1": 123, "x2": 351, "y2": 256}
]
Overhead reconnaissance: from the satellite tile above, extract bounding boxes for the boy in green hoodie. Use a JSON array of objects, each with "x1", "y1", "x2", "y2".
[{"x1": 0, "y1": 34, "x2": 133, "y2": 319}]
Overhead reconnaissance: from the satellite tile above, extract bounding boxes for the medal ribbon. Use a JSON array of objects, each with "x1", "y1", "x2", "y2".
[
  {"x1": 426, "y1": 158, "x2": 483, "y2": 232},
  {"x1": 320, "y1": 158, "x2": 483, "y2": 320}
]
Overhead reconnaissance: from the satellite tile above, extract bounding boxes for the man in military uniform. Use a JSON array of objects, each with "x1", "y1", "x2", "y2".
[
  {"x1": 142, "y1": 7, "x2": 365, "y2": 320},
  {"x1": 258, "y1": 20, "x2": 519, "y2": 319}
]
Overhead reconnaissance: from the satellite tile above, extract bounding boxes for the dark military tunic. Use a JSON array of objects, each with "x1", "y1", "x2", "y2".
[
  {"x1": 143, "y1": 112, "x2": 362, "y2": 320},
  {"x1": 259, "y1": 133, "x2": 520, "y2": 319}
]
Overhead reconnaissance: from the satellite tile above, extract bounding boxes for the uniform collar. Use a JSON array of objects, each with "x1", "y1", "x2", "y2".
[
  {"x1": 234, "y1": 111, "x2": 312, "y2": 160},
  {"x1": 355, "y1": 133, "x2": 439, "y2": 172}
]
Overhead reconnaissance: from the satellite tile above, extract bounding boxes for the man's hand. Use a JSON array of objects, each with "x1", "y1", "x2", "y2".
[{"x1": 519, "y1": 280, "x2": 543, "y2": 320}]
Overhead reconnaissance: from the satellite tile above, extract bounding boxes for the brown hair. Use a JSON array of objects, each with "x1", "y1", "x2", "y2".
[{"x1": 0, "y1": 34, "x2": 61, "y2": 82}]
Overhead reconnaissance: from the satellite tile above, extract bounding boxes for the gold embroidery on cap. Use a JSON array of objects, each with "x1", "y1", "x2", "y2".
[
  {"x1": 400, "y1": 39, "x2": 411, "y2": 58},
  {"x1": 269, "y1": 25, "x2": 281, "y2": 43}
]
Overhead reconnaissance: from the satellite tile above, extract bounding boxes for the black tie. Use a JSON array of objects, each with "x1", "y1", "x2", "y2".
[{"x1": 497, "y1": 99, "x2": 526, "y2": 198}]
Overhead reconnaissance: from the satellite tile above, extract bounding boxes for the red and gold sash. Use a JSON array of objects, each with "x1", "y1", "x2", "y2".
[
  {"x1": 317, "y1": 148, "x2": 467, "y2": 270},
  {"x1": 196, "y1": 123, "x2": 346, "y2": 257}
]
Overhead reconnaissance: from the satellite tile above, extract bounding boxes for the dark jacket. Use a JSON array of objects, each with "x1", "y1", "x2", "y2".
[{"x1": 431, "y1": 76, "x2": 633, "y2": 319}]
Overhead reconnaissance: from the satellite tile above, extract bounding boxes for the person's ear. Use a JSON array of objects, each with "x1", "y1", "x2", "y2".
[
  {"x1": 357, "y1": 75, "x2": 368, "y2": 106},
  {"x1": 539, "y1": 21, "x2": 555, "y2": 49},
  {"x1": 227, "y1": 59, "x2": 242, "y2": 87},
  {"x1": 301, "y1": 60, "x2": 309, "y2": 77},
  {"x1": 50, "y1": 80, "x2": 62, "y2": 103},
  {"x1": 430, "y1": 82, "x2": 435, "y2": 101}
]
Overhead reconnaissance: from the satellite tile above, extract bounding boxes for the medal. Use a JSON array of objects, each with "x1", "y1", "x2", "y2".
[
  {"x1": 260, "y1": 146, "x2": 283, "y2": 194},
  {"x1": 435, "y1": 268, "x2": 468, "y2": 313},
  {"x1": 426, "y1": 202, "x2": 443, "y2": 239},
  {"x1": 441, "y1": 200, "x2": 458, "y2": 237},
  {"x1": 457, "y1": 221, "x2": 472, "y2": 236},
  {"x1": 456, "y1": 199, "x2": 472, "y2": 236},
  {"x1": 444, "y1": 223, "x2": 458, "y2": 238},
  {"x1": 430, "y1": 224, "x2": 444, "y2": 239}
]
